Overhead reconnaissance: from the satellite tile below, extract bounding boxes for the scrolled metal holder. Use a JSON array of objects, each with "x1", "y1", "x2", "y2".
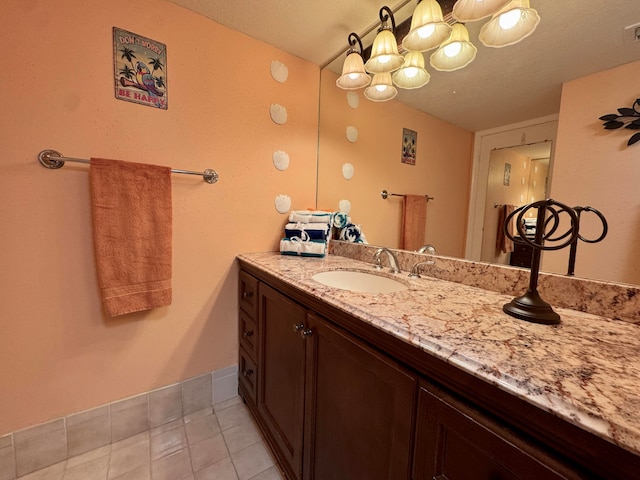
[{"x1": 503, "y1": 199, "x2": 580, "y2": 325}]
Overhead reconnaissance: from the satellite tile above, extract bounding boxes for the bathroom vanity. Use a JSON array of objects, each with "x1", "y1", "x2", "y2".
[{"x1": 237, "y1": 252, "x2": 640, "y2": 480}]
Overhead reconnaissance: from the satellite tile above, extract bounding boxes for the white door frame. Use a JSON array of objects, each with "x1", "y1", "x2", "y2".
[{"x1": 465, "y1": 114, "x2": 559, "y2": 261}]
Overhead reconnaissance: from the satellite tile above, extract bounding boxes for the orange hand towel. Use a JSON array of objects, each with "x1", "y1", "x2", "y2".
[
  {"x1": 90, "y1": 158, "x2": 172, "y2": 316},
  {"x1": 401, "y1": 195, "x2": 427, "y2": 251},
  {"x1": 496, "y1": 204, "x2": 515, "y2": 253}
]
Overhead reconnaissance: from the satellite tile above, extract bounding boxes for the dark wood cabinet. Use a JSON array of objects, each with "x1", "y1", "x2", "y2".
[
  {"x1": 413, "y1": 381, "x2": 578, "y2": 480},
  {"x1": 302, "y1": 313, "x2": 416, "y2": 480},
  {"x1": 237, "y1": 264, "x2": 640, "y2": 480},
  {"x1": 238, "y1": 270, "x2": 259, "y2": 406},
  {"x1": 239, "y1": 272, "x2": 416, "y2": 480},
  {"x1": 509, "y1": 238, "x2": 533, "y2": 268},
  {"x1": 257, "y1": 283, "x2": 307, "y2": 480}
]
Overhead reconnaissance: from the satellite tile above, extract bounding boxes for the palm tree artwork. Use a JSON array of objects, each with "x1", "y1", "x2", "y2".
[{"x1": 114, "y1": 28, "x2": 167, "y2": 109}]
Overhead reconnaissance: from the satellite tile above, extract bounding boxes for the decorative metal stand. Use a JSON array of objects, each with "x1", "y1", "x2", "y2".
[
  {"x1": 566, "y1": 207, "x2": 608, "y2": 276},
  {"x1": 503, "y1": 199, "x2": 580, "y2": 325}
]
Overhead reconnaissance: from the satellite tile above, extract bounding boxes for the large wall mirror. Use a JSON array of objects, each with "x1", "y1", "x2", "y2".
[{"x1": 317, "y1": 0, "x2": 640, "y2": 285}]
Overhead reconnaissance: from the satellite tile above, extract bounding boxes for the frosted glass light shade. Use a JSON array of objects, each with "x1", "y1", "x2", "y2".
[
  {"x1": 478, "y1": 0, "x2": 541, "y2": 48},
  {"x1": 393, "y1": 52, "x2": 430, "y2": 89},
  {"x1": 336, "y1": 52, "x2": 371, "y2": 90},
  {"x1": 430, "y1": 24, "x2": 477, "y2": 72},
  {"x1": 452, "y1": 0, "x2": 510, "y2": 22},
  {"x1": 402, "y1": 0, "x2": 452, "y2": 52},
  {"x1": 364, "y1": 29, "x2": 404, "y2": 73},
  {"x1": 364, "y1": 73, "x2": 398, "y2": 102}
]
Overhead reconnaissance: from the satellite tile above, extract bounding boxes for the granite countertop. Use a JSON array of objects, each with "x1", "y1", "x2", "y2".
[{"x1": 238, "y1": 251, "x2": 640, "y2": 457}]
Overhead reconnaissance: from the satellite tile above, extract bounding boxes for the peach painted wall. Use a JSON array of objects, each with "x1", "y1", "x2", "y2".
[
  {"x1": 544, "y1": 60, "x2": 640, "y2": 284},
  {"x1": 0, "y1": 0, "x2": 319, "y2": 434},
  {"x1": 317, "y1": 70, "x2": 473, "y2": 257}
]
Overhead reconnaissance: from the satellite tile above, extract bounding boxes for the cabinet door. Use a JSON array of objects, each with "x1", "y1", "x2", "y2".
[
  {"x1": 303, "y1": 313, "x2": 416, "y2": 480},
  {"x1": 413, "y1": 382, "x2": 576, "y2": 480},
  {"x1": 258, "y1": 283, "x2": 307, "y2": 480}
]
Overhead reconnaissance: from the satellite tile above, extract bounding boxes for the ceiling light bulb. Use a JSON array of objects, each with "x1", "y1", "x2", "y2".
[
  {"x1": 498, "y1": 8, "x2": 522, "y2": 29},
  {"x1": 417, "y1": 24, "x2": 436, "y2": 39},
  {"x1": 444, "y1": 42, "x2": 462, "y2": 57},
  {"x1": 375, "y1": 84, "x2": 388, "y2": 92},
  {"x1": 348, "y1": 73, "x2": 360, "y2": 80},
  {"x1": 404, "y1": 67, "x2": 419, "y2": 78}
]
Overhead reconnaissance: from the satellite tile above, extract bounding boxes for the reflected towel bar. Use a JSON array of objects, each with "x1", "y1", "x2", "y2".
[
  {"x1": 381, "y1": 189, "x2": 434, "y2": 201},
  {"x1": 38, "y1": 149, "x2": 219, "y2": 184}
]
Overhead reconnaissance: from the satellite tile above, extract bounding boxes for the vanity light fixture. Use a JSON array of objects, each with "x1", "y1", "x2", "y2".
[
  {"x1": 392, "y1": 51, "x2": 431, "y2": 89},
  {"x1": 402, "y1": 0, "x2": 452, "y2": 52},
  {"x1": 452, "y1": 0, "x2": 510, "y2": 22},
  {"x1": 478, "y1": 0, "x2": 541, "y2": 48},
  {"x1": 334, "y1": 0, "x2": 540, "y2": 100},
  {"x1": 430, "y1": 23, "x2": 477, "y2": 71},
  {"x1": 364, "y1": 6, "x2": 405, "y2": 74},
  {"x1": 336, "y1": 33, "x2": 372, "y2": 90},
  {"x1": 364, "y1": 72, "x2": 398, "y2": 102}
]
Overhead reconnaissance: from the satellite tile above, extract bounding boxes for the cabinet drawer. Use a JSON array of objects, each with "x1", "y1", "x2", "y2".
[
  {"x1": 238, "y1": 347, "x2": 258, "y2": 405},
  {"x1": 414, "y1": 381, "x2": 577, "y2": 480},
  {"x1": 239, "y1": 270, "x2": 258, "y2": 318},
  {"x1": 239, "y1": 309, "x2": 258, "y2": 360}
]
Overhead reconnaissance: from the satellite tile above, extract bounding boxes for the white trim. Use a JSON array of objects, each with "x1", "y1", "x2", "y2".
[{"x1": 465, "y1": 114, "x2": 559, "y2": 261}]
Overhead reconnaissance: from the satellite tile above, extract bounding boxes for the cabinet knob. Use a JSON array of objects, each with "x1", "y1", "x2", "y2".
[
  {"x1": 242, "y1": 330, "x2": 254, "y2": 339},
  {"x1": 242, "y1": 291, "x2": 253, "y2": 299},
  {"x1": 301, "y1": 329, "x2": 313, "y2": 338},
  {"x1": 293, "y1": 323, "x2": 305, "y2": 333},
  {"x1": 242, "y1": 369, "x2": 254, "y2": 377}
]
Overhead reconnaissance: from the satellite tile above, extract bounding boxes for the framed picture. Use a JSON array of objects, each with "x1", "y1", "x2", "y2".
[
  {"x1": 401, "y1": 128, "x2": 417, "y2": 165},
  {"x1": 503, "y1": 162, "x2": 511, "y2": 186},
  {"x1": 113, "y1": 27, "x2": 167, "y2": 109}
]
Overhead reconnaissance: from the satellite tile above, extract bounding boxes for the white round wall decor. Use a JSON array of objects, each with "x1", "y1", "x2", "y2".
[
  {"x1": 347, "y1": 91, "x2": 359, "y2": 109},
  {"x1": 339, "y1": 199, "x2": 351, "y2": 214},
  {"x1": 346, "y1": 126, "x2": 358, "y2": 143},
  {"x1": 270, "y1": 104, "x2": 288, "y2": 125},
  {"x1": 270, "y1": 60, "x2": 289, "y2": 83},
  {"x1": 342, "y1": 163, "x2": 354, "y2": 180},
  {"x1": 274, "y1": 194, "x2": 291, "y2": 214},
  {"x1": 273, "y1": 150, "x2": 290, "y2": 171}
]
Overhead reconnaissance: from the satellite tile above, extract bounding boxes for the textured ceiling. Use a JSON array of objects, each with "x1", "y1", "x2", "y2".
[{"x1": 167, "y1": 0, "x2": 640, "y2": 132}]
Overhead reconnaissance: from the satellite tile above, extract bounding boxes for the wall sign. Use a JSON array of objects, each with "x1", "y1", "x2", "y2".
[
  {"x1": 503, "y1": 163, "x2": 511, "y2": 186},
  {"x1": 401, "y1": 128, "x2": 417, "y2": 165},
  {"x1": 113, "y1": 27, "x2": 167, "y2": 109}
]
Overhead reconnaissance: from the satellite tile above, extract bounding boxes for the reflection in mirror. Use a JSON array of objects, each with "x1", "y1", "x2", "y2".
[
  {"x1": 318, "y1": 1, "x2": 640, "y2": 286},
  {"x1": 480, "y1": 142, "x2": 551, "y2": 265},
  {"x1": 317, "y1": 68, "x2": 473, "y2": 258}
]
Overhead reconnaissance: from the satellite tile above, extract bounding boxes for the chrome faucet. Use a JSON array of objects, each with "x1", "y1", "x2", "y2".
[
  {"x1": 417, "y1": 244, "x2": 436, "y2": 255},
  {"x1": 408, "y1": 259, "x2": 435, "y2": 278},
  {"x1": 373, "y1": 248, "x2": 401, "y2": 273}
]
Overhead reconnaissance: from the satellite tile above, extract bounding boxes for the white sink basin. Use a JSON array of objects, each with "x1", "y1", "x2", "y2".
[{"x1": 311, "y1": 270, "x2": 408, "y2": 294}]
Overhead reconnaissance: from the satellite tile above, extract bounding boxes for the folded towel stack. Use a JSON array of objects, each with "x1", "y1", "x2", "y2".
[
  {"x1": 280, "y1": 211, "x2": 332, "y2": 257},
  {"x1": 289, "y1": 210, "x2": 333, "y2": 224},
  {"x1": 284, "y1": 222, "x2": 331, "y2": 240}
]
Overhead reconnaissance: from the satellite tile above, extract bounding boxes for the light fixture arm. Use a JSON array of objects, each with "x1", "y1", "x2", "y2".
[
  {"x1": 347, "y1": 32, "x2": 364, "y2": 55},
  {"x1": 379, "y1": 6, "x2": 396, "y2": 32}
]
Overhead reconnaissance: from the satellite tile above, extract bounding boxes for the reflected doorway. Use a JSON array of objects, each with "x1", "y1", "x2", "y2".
[{"x1": 480, "y1": 141, "x2": 552, "y2": 266}]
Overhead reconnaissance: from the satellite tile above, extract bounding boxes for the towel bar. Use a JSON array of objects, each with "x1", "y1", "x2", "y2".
[
  {"x1": 38, "y1": 149, "x2": 219, "y2": 184},
  {"x1": 381, "y1": 190, "x2": 434, "y2": 201}
]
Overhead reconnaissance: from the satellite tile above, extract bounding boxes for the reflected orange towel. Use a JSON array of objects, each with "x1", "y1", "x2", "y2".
[
  {"x1": 401, "y1": 195, "x2": 427, "y2": 251},
  {"x1": 496, "y1": 204, "x2": 515, "y2": 253},
  {"x1": 90, "y1": 158, "x2": 172, "y2": 316}
]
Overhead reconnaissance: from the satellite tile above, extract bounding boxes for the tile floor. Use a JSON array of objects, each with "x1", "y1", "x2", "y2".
[{"x1": 13, "y1": 397, "x2": 284, "y2": 480}]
